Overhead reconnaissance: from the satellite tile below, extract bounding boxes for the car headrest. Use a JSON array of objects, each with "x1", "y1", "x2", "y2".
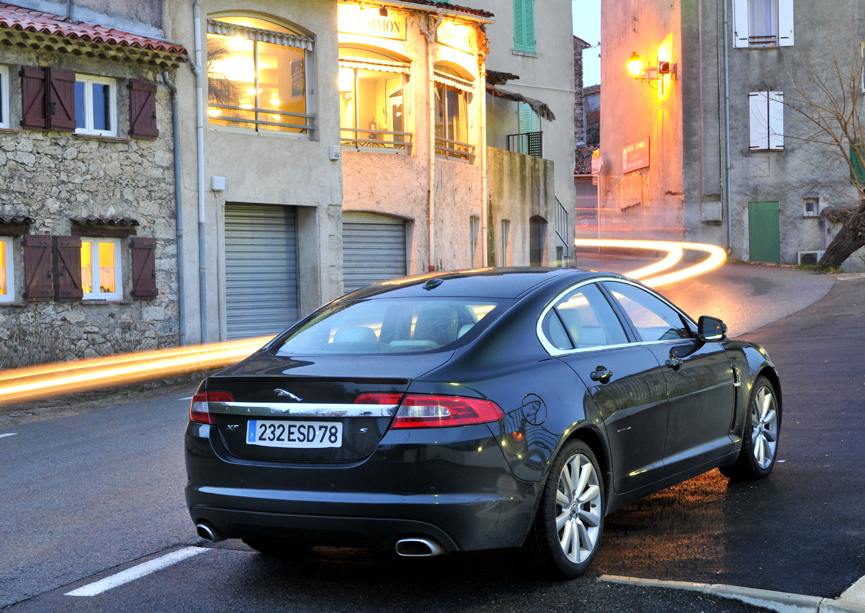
[
  {"x1": 412, "y1": 307, "x2": 459, "y2": 346},
  {"x1": 333, "y1": 326, "x2": 378, "y2": 344},
  {"x1": 557, "y1": 307, "x2": 582, "y2": 345}
]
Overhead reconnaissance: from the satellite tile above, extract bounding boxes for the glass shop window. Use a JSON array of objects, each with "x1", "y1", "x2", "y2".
[{"x1": 434, "y1": 66, "x2": 475, "y2": 162}]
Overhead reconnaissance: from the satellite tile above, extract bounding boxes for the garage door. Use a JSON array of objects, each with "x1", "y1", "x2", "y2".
[
  {"x1": 225, "y1": 204, "x2": 299, "y2": 340},
  {"x1": 343, "y1": 213, "x2": 407, "y2": 293}
]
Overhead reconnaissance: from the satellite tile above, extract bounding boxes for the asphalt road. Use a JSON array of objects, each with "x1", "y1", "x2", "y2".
[{"x1": 1, "y1": 265, "x2": 862, "y2": 612}]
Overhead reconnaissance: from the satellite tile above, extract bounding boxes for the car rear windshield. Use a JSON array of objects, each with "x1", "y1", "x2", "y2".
[{"x1": 272, "y1": 298, "x2": 505, "y2": 355}]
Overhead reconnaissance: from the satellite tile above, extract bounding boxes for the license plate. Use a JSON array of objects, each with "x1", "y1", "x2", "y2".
[{"x1": 246, "y1": 420, "x2": 343, "y2": 448}]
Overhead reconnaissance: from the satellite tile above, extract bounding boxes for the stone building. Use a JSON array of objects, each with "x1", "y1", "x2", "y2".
[
  {"x1": 599, "y1": 0, "x2": 865, "y2": 269},
  {"x1": 0, "y1": 2, "x2": 186, "y2": 364}
]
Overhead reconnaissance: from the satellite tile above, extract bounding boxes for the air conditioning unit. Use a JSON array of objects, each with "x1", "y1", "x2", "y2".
[{"x1": 797, "y1": 250, "x2": 825, "y2": 266}]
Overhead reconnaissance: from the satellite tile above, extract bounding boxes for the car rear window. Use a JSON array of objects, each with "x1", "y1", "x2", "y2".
[{"x1": 273, "y1": 298, "x2": 505, "y2": 355}]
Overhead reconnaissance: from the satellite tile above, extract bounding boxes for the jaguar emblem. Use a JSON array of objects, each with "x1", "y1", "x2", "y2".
[{"x1": 274, "y1": 389, "x2": 303, "y2": 401}]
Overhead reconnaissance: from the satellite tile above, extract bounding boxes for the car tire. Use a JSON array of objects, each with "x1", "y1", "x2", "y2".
[
  {"x1": 720, "y1": 375, "x2": 781, "y2": 481},
  {"x1": 524, "y1": 439, "x2": 605, "y2": 579},
  {"x1": 242, "y1": 540, "x2": 314, "y2": 558}
]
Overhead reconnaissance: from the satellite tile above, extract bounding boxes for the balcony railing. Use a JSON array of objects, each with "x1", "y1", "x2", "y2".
[
  {"x1": 341, "y1": 129, "x2": 413, "y2": 154},
  {"x1": 507, "y1": 131, "x2": 543, "y2": 158},
  {"x1": 435, "y1": 137, "x2": 476, "y2": 163},
  {"x1": 207, "y1": 104, "x2": 316, "y2": 134},
  {"x1": 555, "y1": 196, "x2": 569, "y2": 248}
]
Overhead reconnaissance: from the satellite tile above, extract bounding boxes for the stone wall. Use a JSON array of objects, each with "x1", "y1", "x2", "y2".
[
  {"x1": 0, "y1": 52, "x2": 178, "y2": 366},
  {"x1": 574, "y1": 36, "x2": 589, "y2": 146}
]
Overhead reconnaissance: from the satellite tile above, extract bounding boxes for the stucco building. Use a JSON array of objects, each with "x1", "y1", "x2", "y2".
[{"x1": 599, "y1": 0, "x2": 865, "y2": 270}]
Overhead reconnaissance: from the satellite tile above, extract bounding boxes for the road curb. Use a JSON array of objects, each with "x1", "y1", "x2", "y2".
[{"x1": 598, "y1": 575, "x2": 865, "y2": 613}]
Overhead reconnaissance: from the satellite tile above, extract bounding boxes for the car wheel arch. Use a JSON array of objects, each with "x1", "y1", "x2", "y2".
[
  {"x1": 755, "y1": 366, "x2": 782, "y2": 416},
  {"x1": 551, "y1": 424, "x2": 612, "y2": 511}
]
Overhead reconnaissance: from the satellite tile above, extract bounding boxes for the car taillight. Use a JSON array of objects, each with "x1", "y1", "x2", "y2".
[
  {"x1": 189, "y1": 390, "x2": 234, "y2": 424},
  {"x1": 389, "y1": 394, "x2": 504, "y2": 429}
]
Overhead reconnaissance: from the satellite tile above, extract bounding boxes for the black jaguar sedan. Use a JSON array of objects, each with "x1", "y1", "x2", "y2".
[{"x1": 185, "y1": 268, "x2": 781, "y2": 577}]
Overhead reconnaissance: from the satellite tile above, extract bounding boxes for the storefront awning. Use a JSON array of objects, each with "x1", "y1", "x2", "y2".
[
  {"x1": 434, "y1": 71, "x2": 474, "y2": 93},
  {"x1": 207, "y1": 19, "x2": 314, "y2": 51},
  {"x1": 338, "y1": 56, "x2": 410, "y2": 74},
  {"x1": 486, "y1": 83, "x2": 555, "y2": 121}
]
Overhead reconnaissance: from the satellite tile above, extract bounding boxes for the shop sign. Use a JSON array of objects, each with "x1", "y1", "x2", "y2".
[
  {"x1": 591, "y1": 150, "x2": 602, "y2": 175},
  {"x1": 437, "y1": 21, "x2": 475, "y2": 54},
  {"x1": 622, "y1": 137, "x2": 649, "y2": 173},
  {"x1": 338, "y1": 5, "x2": 407, "y2": 41}
]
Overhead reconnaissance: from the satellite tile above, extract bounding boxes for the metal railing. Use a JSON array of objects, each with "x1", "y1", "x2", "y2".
[
  {"x1": 340, "y1": 129, "x2": 413, "y2": 154},
  {"x1": 748, "y1": 34, "x2": 778, "y2": 48},
  {"x1": 435, "y1": 137, "x2": 476, "y2": 163},
  {"x1": 555, "y1": 196, "x2": 569, "y2": 252},
  {"x1": 507, "y1": 131, "x2": 543, "y2": 158},
  {"x1": 208, "y1": 104, "x2": 316, "y2": 133}
]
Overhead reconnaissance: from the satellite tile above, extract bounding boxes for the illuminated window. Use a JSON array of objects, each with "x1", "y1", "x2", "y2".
[
  {"x1": 74, "y1": 75, "x2": 116, "y2": 137},
  {"x1": 434, "y1": 66, "x2": 475, "y2": 162},
  {"x1": 81, "y1": 238, "x2": 122, "y2": 300},
  {"x1": 339, "y1": 48, "x2": 412, "y2": 153},
  {"x1": 207, "y1": 16, "x2": 314, "y2": 135},
  {"x1": 0, "y1": 66, "x2": 8, "y2": 129},
  {"x1": 0, "y1": 237, "x2": 13, "y2": 303}
]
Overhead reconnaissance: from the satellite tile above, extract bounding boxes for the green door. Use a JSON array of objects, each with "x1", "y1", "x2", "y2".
[{"x1": 748, "y1": 201, "x2": 780, "y2": 264}]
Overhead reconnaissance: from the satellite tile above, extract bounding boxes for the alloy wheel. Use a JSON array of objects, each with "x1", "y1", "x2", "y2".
[
  {"x1": 555, "y1": 453, "x2": 601, "y2": 564},
  {"x1": 751, "y1": 385, "x2": 778, "y2": 469}
]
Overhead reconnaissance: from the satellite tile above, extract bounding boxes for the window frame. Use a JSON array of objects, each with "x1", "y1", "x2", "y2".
[
  {"x1": 81, "y1": 237, "x2": 123, "y2": 301},
  {"x1": 803, "y1": 197, "x2": 819, "y2": 218},
  {"x1": 536, "y1": 278, "x2": 696, "y2": 357},
  {"x1": 0, "y1": 65, "x2": 9, "y2": 129},
  {"x1": 0, "y1": 236, "x2": 14, "y2": 304},
  {"x1": 73, "y1": 74, "x2": 117, "y2": 137}
]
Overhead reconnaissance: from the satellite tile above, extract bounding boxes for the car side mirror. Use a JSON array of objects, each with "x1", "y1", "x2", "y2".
[{"x1": 697, "y1": 316, "x2": 727, "y2": 341}]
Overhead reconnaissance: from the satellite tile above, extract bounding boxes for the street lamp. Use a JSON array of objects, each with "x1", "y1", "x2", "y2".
[
  {"x1": 627, "y1": 52, "x2": 644, "y2": 78},
  {"x1": 627, "y1": 51, "x2": 677, "y2": 85}
]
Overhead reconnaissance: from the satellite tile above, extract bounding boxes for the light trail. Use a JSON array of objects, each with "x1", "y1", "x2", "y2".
[
  {"x1": 574, "y1": 238, "x2": 727, "y2": 288},
  {"x1": 0, "y1": 240, "x2": 725, "y2": 406}
]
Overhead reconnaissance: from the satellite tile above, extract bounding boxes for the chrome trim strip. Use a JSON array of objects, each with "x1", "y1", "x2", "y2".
[
  {"x1": 535, "y1": 277, "x2": 698, "y2": 358},
  {"x1": 208, "y1": 402, "x2": 399, "y2": 418}
]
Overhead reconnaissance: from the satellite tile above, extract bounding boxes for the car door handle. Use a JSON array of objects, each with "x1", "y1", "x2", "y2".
[
  {"x1": 665, "y1": 356, "x2": 683, "y2": 371},
  {"x1": 590, "y1": 366, "x2": 613, "y2": 383}
]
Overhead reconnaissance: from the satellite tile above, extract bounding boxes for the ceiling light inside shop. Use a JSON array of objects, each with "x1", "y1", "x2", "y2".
[
  {"x1": 270, "y1": 98, "x2": 281, "y2": 106},
  {"x1": 207, "y1": 108, "x2": 223, "y2": 116},
  {"x1": 228, "y1": 36, "x2": 253, "y2": 52},
  {"x1": 339, "y1": 67, "x2": 354, "y2": 92}
]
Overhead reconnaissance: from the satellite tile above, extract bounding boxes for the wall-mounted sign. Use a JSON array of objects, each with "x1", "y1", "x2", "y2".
[
  {"x1": 338, "y1": 5, "x2": 407, "y2": 41},
  {"x1": 622, "y1": 137, "x2": 649, "y2": 173},
  {"x1": 591, "y1": 150, "x2": 602, "y2": 175},
  {"x1": 437, "y1": 21, "x2": 475, "y2": 54}
]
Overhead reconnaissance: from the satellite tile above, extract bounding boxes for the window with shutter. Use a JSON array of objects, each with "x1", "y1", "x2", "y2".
[
  {"x1": 54, "y1": 236, "x2": 83, "y2": 301},
  {"x1": 513, "y1": 0, "x2": 524, "y2": 49},
  {"x1": 768, "y1": 91, "x2": 784, "y2": 150},
  {"x1": 48, "y1": 69, "x2": 76, "y2": 132},
  {"x1": 23, "y1": 235, "x2": 54, "y2": 302},
  {"x1": 73, "y1": 75, "x2": 116, "y2": 136},
  {"x1": 20, "y1": 66, "x2": 48, "y2": 129},
  {"x1": 733, "y1": 0, "x2": 749, "y2": 47},
  {"x1": 0, "y1": 237, "x2": 14, "y2": 303},
  {"x1": 778, "y1": 0, "x2": 794, "y2": 46},
  {"x1": 81, "y1": 238, "x2": 122, "y2": 300},
  {"x1": 750, "y1": 91, "x2": 784, "y2": 151},
  {"x1": 513, "y1": 0, "x2": 534, "y2": 52},
  {"x1": 129, "y1": 79, "x2": 159, "y2": 139},
  {"x1": 130, "y1": 237, "x2": 158, "y2": 299}
]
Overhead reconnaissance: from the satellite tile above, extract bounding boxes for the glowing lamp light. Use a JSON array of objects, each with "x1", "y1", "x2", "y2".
[
  {"x1": 338, "y1": 67, "x2": 355, "y2": 92},
  {"x1": 627, "y1": 51, "x2": 644, "y2": 78},
  {"x1": 207, "y1": 108, "x2": 223, "y2": 117}
]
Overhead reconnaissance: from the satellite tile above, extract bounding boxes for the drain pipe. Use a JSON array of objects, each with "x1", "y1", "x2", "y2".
[
  {"x1": 480, "y1": 61, "x2": 488, "y2": 267},
  {"x1": 162, "y1": 71, "x2": 186, "y2": 346},
  {"x1": 193, "y1": 0, "x2": 208, "y2": 342},
  {"x1": 722, "y1": 0, "x2": 733, "y2": 253},
  {"x1": 427, "y1": 9, "x2": 443, "y2": 272}
]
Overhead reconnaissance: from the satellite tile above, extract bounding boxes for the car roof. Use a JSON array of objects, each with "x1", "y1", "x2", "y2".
[{"x1": 340, "y1": 267, "x2": 620, "y2": 300}]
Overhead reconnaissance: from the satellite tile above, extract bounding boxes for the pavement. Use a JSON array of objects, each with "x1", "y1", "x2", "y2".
[{"x1": 1, "y1": 262, "x2": 863, "y2": 612}]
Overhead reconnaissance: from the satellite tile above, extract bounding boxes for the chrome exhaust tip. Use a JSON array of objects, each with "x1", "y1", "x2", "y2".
[
  {"x1": 196, "y1": 522, "x2": 224, "y2": 543},
  {"x1": 394, "y1": 537, "x2": 444, "y2": 557}
]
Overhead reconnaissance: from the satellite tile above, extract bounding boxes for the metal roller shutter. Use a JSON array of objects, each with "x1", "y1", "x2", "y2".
[
  {"x1": 225, "y1": 204, "x2": 299, "y2": 340},
  {"x1": 343, "y1": 213, "x2": 407, "y2": 293}
]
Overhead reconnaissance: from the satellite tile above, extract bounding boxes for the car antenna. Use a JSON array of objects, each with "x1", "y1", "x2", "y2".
[{"x1": 423, "y1": 278, "x2": 444, "y2": 291}]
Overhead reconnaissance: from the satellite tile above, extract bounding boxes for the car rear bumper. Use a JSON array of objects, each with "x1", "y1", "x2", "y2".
[{"x1": 185, "y1": 422, "x2": 539, "y2": 552}]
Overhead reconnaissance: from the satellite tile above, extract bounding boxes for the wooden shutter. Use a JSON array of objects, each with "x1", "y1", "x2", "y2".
[
  {"x1": 850, "y1": 141, "x2": 865, "y2": 184},
  {"x1": 23, "y1": 235, "x2": 54, "y2": 302},
  {"x1": 129, "y1": 80, "x2": 159, "y2": 139},
  {"x1": 54, "y1": 236, "x2": 82, "y2": 301},
  {"x1": 768, "y1": 91, "x2": 784, "y2": 150},
  {"x1": 733, "y1": 0, "x2": 749, "y2": 48},
  {"x1": 778, "y1": 0, "x2": 794, "y2": 46},
  {"x1": 48, "y1": 68, "x2": 76, "y2": 132},
  {"x1": 20, "y1": 66, "x2": 48, "y2": 129},
  {"x1": 749, "y1": 92, "x2": 769, "y2": 151},
  {"x1": 524, "y1": 0, "x2": 534, "y2": 52},
  {"x1": 131, "y1": 237, "x2": 158, "y2": 299},
  {"x1": 513, "y1": 0, "x2": 525, "y2": 49}
]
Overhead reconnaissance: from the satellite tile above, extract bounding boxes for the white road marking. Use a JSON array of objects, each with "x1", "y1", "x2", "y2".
[
  {"x1": 840, "y1": 574, "x2": 865, "y2": 605},
  {"x1": 0, "y1": 433, "x2": 17, "y2": 439},
  {"x1": 65, "y1": 547, "x2": 207, "y2": 597},
  {"x1": 180, "y1": 396, "x2": 194, "y2": 400}
]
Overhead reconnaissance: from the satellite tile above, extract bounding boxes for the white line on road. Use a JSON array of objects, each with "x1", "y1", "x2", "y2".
[
  {"x1": 841, "y1": 574, "x2": 865, "y2": 605},
  {"x1": 66, "y1": 547, "x2": 207, "y2": 597},
  {"x1": 180, "y1": 396, "x2": 193, "y2": 400},
  {"x1": 0, "y1": 433, "x2": 17, "y2": 439}
]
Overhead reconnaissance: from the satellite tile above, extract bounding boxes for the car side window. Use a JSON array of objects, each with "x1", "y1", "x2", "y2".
[
  {"x1": 551, "y1": 283, "x2": 628, "y2": 349},
  {"x1": 603, "y1": 282, "x2": 691, "y2": 342},
  {"x1": 541, "y1": 309, "x2": 573, "y2": 350}
]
